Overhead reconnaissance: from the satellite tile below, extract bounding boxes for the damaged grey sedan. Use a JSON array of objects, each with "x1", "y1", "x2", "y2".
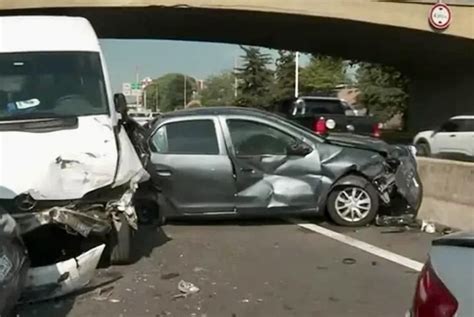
[{"x1": 147, "y1": 107, "x2": 422, "y2": 227}]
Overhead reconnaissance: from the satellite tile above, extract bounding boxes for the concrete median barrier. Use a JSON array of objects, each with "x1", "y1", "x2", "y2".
[{"x1": 416, "y1": 157, "x2": 474, "y2": 231}]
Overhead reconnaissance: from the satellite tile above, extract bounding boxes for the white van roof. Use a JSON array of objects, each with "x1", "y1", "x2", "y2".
[{"x1": 0, "y1": 16, "x2": 100, "y2": 53}]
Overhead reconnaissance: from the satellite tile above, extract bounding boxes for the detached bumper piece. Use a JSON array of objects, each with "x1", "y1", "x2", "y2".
[{"x1": 21, "y1": 244, "x2": 105, "y2": 302}]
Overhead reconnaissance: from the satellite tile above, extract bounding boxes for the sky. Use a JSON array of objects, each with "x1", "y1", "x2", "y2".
[{"x1": 100, "y1": 39, "x2": 309, "y2": 93}]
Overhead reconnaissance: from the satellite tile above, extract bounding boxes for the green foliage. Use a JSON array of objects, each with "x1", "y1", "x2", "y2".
[
  {"x1": 200, "y1": 71, "x2": 235, "y2": 107},
  {"x1": 356, "y1": 63, "x2": 409, "y2": 123},
  {"x1": 274, "y1": 50, "x2": 296, "y2": 102},
  {"x1": 146, "y1": 73, "x2": 196, "y2": 112},
  {"x1": 300, "y1": 55, "x2": 347, "y2": 95},
  {"x1": 235, "y1": 46, "x2": 274, "y2": 109}
]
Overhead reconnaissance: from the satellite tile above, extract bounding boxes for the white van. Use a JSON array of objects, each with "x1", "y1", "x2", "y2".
[{"x1": 0, "y1": 16, "x2": 148, "y2": 271}]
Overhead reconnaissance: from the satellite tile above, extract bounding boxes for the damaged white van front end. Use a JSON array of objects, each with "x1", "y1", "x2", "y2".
[{"x1": 0, "y1": 16, "x2": 148, "y2": 300}]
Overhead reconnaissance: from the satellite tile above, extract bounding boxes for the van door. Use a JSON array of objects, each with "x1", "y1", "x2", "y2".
[
  {"x1": 148, "y1": 118, "x2": 235, "y2": 216},
  {"x1": 220, "y1": 117, "x2": 322, "y2": 215}
]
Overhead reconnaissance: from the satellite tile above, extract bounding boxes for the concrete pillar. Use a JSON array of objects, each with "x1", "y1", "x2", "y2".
[{"x1": 407, "y1": 61, "x2": 474, "y2": 132}]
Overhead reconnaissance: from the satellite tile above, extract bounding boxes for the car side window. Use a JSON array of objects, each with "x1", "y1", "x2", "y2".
[
  {"x1": 439, "y1": 120, "x2": 460, "y2": 133},
  {"x1": 227, "y1": 119, "x2": 296, "y2": 156},
  {"x1": 151, "y1": 119, "x2": 219, "y2": 155},
  {"x1": 457, "y1": 119, "x2": 474, "y2": 132}
]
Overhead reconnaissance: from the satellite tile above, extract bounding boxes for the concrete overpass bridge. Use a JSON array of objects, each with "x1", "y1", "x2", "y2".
[{"x1": 1, "y1": 0, "x2": 474, "y2": 129}]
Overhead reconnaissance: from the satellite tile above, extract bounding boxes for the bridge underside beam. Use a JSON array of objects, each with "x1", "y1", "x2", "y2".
[{"x1": 2, "y1": 6, "x2": 474, "y2": 71}]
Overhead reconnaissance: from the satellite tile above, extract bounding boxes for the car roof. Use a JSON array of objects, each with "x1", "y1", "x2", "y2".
[
  {"x1": 298, "y1": 96, "x2": 340, "y2": 101},
  {"x1": 451, "y1": 115, "x2": 474, "y2": 120},
  {"x1": 160, "y1": 106, "x2": 275, "y2": 120}
]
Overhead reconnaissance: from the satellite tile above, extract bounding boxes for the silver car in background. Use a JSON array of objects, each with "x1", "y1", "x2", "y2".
[{"x1": 408, "y1": 232, "x2": 474, "y2": 317}]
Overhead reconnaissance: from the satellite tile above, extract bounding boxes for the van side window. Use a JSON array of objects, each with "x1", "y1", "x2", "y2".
[{"x1": 151, "y1": 120, "x2": 219, "y2": 155}]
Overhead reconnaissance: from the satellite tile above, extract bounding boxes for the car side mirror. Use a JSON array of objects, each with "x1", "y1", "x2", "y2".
[
  {"x1": 287, "y1": 142, "x2": 312, "y2": 156},
  {"x1": 114, "y1": 93, "x2": 128, "y2": 115}
]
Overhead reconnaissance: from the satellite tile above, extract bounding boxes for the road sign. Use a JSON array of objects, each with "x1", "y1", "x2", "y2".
[
  {"x1": 429, "y1": 2, "x2": 452, "y2": 30},
  {"x1": 122, "y1": 83, "x2": 131, "y2": 96},
  {"x1": 131, "y1": 82, "x2": 142, "y2": 96}
]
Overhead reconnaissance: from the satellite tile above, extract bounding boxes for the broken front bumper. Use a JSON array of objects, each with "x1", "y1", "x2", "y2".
[
  {"x1": 21, "y1": 244, "x2": 105, "y2": 302},
  {"x1": 374, "y1": 147, "x2": 423, "y2": 215}
]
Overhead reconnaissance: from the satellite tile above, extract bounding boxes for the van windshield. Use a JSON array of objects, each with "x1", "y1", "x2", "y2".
[{"x1": 0, "y1": 51, "x2": 108, "y2": 120}]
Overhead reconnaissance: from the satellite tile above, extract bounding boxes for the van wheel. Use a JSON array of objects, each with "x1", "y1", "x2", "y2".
[
  {"x1": 416, "y1": 141, "x2": 431, "y2": 157},
  {"x1": 110, "y1": 213, "x2": 133, "y2": 264},
  {"x1": 327, "y1": 178, "x2": 379, "y2": 227}
]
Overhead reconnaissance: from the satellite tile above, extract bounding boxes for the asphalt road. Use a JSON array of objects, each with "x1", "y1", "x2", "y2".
[{"x1": 18, "y1": 218, "x2": 437, "y2": 317}]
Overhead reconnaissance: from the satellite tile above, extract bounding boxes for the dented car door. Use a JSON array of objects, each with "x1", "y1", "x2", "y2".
[
  {"x1": 219, "y1": 116, "x2": 324, "y2": 214},
  {"x1": 149, "y1": 117, "x2": 236, "y2": 216}
]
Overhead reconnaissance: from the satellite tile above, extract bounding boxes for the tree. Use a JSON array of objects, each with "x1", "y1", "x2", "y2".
[
  {"x1": 235, "y1": 46, "x2": 274, "y2": 109},
  {"x1": 300, "y1": 55, "x2": 347, "y2": 95},
  {"x1": 274, "y1": 50, "x2": 296, "y2": 103},
  {"x1": 356, "y1": 63, "x2": 409, "y2": 124},
  {"x1": 200, "y1": 71, "x2": 235, "y2": 107},
  {"x1": 145, "y1": 73, "x2": 196, "y2": 112}
]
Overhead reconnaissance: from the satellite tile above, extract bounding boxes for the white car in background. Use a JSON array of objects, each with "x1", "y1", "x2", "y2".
[
  {"x1": 413, "y1": 116, "x2": 474, "y2": 159},
  {"x1": 130, "y1": 111, "x2": 153, "y2": 126}
]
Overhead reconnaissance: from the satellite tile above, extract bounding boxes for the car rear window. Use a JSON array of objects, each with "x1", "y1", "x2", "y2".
[
  {"x1": 150, "y1": 119, "x2": 219, "y2": 155},
  {"x1": 303, "y1": 99, "x2": 345, "y2": 115}
]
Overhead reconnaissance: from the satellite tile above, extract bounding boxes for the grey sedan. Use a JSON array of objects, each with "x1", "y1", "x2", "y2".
[{"x1": 145, "y1": 107, "x2": 421, "y2": 227}]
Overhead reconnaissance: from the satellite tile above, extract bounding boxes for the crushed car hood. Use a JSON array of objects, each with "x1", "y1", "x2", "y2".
[
  {"x1": 0, "y1": 115, "x2": 148, "y2": 200},
  {"x1": 326, "y1": 133, "x2": 391, "y2": 155}
]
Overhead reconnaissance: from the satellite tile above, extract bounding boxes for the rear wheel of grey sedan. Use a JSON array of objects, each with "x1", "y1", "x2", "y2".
[{"x1": 327, "y1": 177, "x2": 379, "y2": 227}]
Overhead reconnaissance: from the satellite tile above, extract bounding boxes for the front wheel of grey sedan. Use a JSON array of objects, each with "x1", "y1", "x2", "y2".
[{"x1": 327, "y1": 177, "x2": 379, "y2": 227}]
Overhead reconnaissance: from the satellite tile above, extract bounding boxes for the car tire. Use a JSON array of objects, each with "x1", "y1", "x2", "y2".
[
  {"x1": 416, "y1": 141, "x2": 431, "y2": 157},
  {"x1": 110, "y1": 213, "x2": 133, "y2": 264},
  {"x1": 327, "y1": 176, "x2": 379, "y2": 227}
]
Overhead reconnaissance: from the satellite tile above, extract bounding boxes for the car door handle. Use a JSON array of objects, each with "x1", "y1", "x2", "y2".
[
  {"x1": 449, "y1": 134, "x2": 456, "y2": 137},
  {"x1": 156, "y1": 170, "x2": 172, "y2": 177},
  {"x1": 240, "y1": 167, "x2": 255, "y2": 173}
]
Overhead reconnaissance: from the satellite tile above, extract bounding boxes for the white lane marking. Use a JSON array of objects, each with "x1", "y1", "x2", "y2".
[{"x1": 289, "y1": 218, "x2": 424, "y2": 272}]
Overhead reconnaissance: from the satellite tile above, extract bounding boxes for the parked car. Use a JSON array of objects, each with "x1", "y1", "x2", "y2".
[
  {"x1": 145, "y1": 107, "x2": 422, "y2": 227},
  {"x1": 407, "y1": 232, "x2": 474, "y2": 317},
  {"x1": 413, "y1": 115, "x2": 474, "y2": 159},
  {"x1": 277, "y1": 96, "x2": 382, "y2": 138}
]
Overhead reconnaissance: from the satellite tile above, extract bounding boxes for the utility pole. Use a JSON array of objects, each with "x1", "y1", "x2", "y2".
[
  {"x1": 234, "y1": 57, "x2": 238, "y2": 98},
  {"x1": 135, "y1": 66, "x2": 140, "y2": 109},
  {"x1": 155, "y1": 84, "x2": 159, "y2": 111},
  {"x1": 295, "y1": 52, "x2": 300, "y2": 98},
  {"x1": 184, "y1": 75, "x2": 187, "y2": 108}
]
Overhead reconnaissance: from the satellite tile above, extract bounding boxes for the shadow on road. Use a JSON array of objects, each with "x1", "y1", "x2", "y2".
[
  {"x1": 168, "y1": 215, "x2": 327, "y2": 227},
  {"x1": 130, "y1": 224, "x2": 171, "y2": 263}
]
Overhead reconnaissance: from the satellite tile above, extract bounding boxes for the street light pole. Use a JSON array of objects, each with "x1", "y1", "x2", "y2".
[
  {"x1": 234, "y1": 57, "x2": 238, "y2": 98},
  {"x1": 184, "y1": 75, "x2": 187, "y2": 108},
  {"x1": 295, "y1": 52, "x2": 300, "y2": 98}
]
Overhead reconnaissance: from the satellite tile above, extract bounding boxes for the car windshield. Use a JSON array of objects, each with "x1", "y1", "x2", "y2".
[{"x1": 0, "y1": 51, "x2": 108, "y2": 120}]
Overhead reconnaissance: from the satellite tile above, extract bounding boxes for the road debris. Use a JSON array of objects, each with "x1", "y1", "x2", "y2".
[
  {"x1": 241, "y1": 299, "x2": 250, "y2": 303},
  {"x1": 172, "y1": 280, "x2": 200, "y2": 299},
  {"x1": 193, "y1": 267, "x2": 206, "y2": 273},
  {"x1": 375, "y1": 214, "x2": 416, "y2": 227},
  {"x1": 92, "y1": 285, "x2": 114, "y2": 301},
  {"x1": 161, "y1": 272, "x2": 180, "y2": 280},
  {"x1": 342, "y1": 258, "x2": 357, "y2": 265},
  {"x1": 421, "y1": 221, "x2": 436, "y2": 234}
]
